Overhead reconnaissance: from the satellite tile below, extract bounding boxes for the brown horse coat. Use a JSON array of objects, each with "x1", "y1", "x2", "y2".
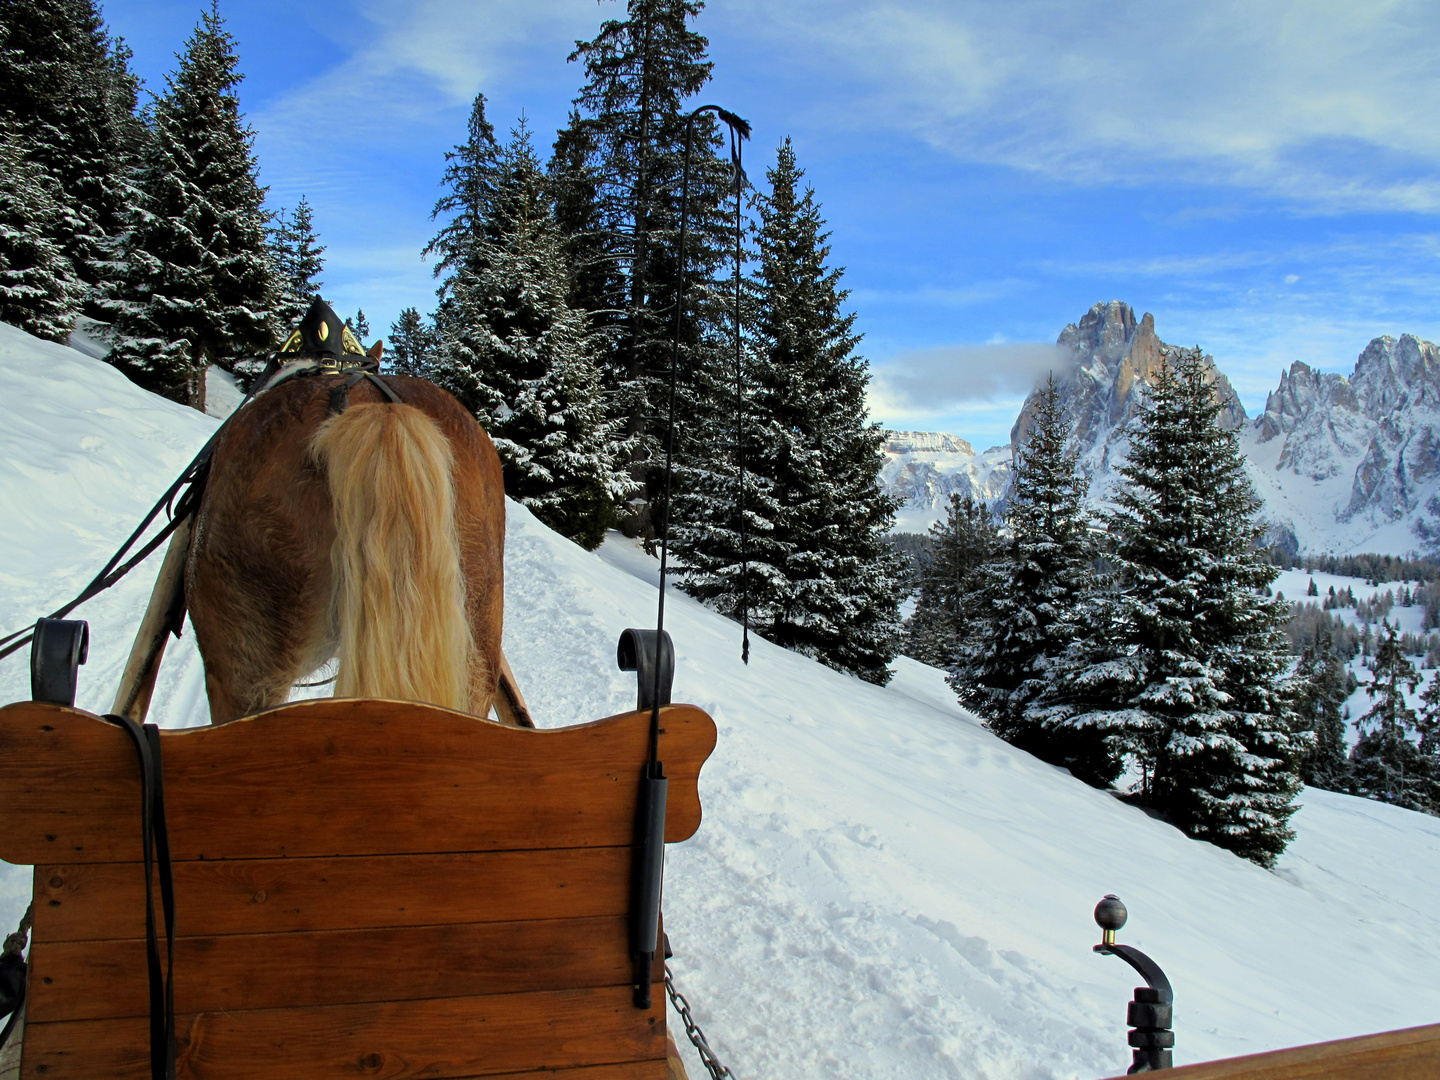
[{"x1": 186, "y1": 374, "x2": 505, "y2": 724}]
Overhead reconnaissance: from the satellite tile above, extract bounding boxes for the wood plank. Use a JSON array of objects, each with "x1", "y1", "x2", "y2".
[
  {"x1": 452, "y1": 1066, "x2": 665, "y2": 1080},
  {"x1": 29, "y1": 916, "x2": 667, "y2": 1022},
  {"x1": 21, "y1": 984, "x2": 667, "y2": 1079},
  {"x1": 0, "y1": 700, "x2": 716, "y2": 864},
  {"x1": 33, "y1": 848, "x2": 634, "y2": 941},
  {"x1": 1107, "y1": 1023, "x2": 1440, "y2": 1079}
]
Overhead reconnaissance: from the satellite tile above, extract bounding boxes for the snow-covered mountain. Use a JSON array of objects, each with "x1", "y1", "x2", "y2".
[
  {"x1": 5, "y1": 318, "x2": 1440, "y2": 1076},
  {"x1": 880, "y1": 431, "x2": 1011, "y2": 533},
  {"x1": 888, "y1": 300, "x2": 1440, "y2": 555},
  {"x1": 1242, "y1": 334, "x2": 1440, "y2": 555}
]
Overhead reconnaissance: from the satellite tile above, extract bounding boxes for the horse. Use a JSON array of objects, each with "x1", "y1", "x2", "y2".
[{"x1": 184, "y1": 301, "x2": 507, "y2": 725}]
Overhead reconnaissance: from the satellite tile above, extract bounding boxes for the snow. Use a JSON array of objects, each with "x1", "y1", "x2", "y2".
[{"x1": 2, "y1": 320, "x2": 1440, "y2": 1078}]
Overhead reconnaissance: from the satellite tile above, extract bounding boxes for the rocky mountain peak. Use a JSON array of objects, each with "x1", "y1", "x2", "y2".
[{"x1": 1011, "y1": 301, "x2": 1245, "y2": 492}]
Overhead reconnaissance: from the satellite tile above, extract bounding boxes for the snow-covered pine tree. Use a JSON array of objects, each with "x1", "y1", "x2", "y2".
[
  {"x1": 0, "y1": 0, "x2": 143, "y2": 320},
  {"x1": 431, "y1": 120, "x2": 629, "y2": 550},
  {"x1": 387, "y1": 307, "x2": 437, "y2": 377},
  {"x1": 1351, "y1": 622, "x2": 1432, "y2": 812},
  {"x1": 0, "y1": 130, "x2": 85, "y2": 340},
  {"x1": 1077, "y1": 347, "x2": 1299, "y2": 864},
  {"x1": 953, "y1": 375, "x2": 1120, "y2": 786},
  {"x1": 907, "y1": 493, "x2": 1000, "y2": 671},
  {"x1": 1294, "y1": 625, "x2": 1352, "y2": 791},
  {"x1": 107, "y1": 3, "x2": 276, "y2": 410},
  {"x1": 425, "y1": 92, "x2": 501, "y2": 300},
  {"x1": 551, "y1": 0, "x2": 733, "y2": 526},
  {"x1": 676, "y1": 139, "x2": 900, "y2": 682},
  {"x1": 270, "y1": 195, "x2": 325, "y2": 330}
]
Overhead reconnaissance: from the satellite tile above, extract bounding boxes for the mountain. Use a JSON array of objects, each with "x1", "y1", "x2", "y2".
[
  {"x1": 1012, "y1": 300, "x2": 1245, "y2": 507},
  {"x1": 1242, "y1": 334, "x2": 1440, "y2": 555},
  {"x1": 880, "y1": 431, "x2": 1011, "y2": 533},
  {"x1": 5, "y1": 318, "x2": 1440, "y2": 1076},
  {"x1": 886, "y1": 300, "x2": 1440, "y2": 555}
]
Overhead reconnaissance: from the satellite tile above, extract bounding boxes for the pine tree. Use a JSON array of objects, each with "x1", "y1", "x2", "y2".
[
  {"x1": 271, "y1": 195, "x2": 325, "y2": 330},
  {"x1": 107, "y1": 3, "x2": 276, "y2": 410},
  {"x1": 906, "y1": 493, "x2": 1000, "y2": 671},
  {"x1": 0, "y1": 130, "x2": 84, "y2": 340},
  {"x1": 347, "y1": 309, "x2": 369, "y2": 341},
  {"x1": 1351, "y1": 622, "x2": 1432, "y2": 812},
  {"x1": 387, "y1": 307, "x2": 437, "y2": 377},
  {"x1": 954, "y1": 375, "x2": 1120, "y2": 786},
  {"x1": 1295, "y1": 626, "x2": 1351, "y2": 790},
  {"x1": 552, "y1": 0, "x2": 733, "y2": 523},
  {"x1": 674, "y1": 139, "x2": 901, "y2": 682},
  {"x1": 425, "y1": 92, "x2": 501, "y2": 298},
  {"x1": 0, "y1": 0, "x2": 143, "y2": 320},
  {"x1": 431, "y1": 120, "x2": 629, "y2": 550},
  {"x1": 1076, "y1": 348, "x2": 1300, "y2": 864}
]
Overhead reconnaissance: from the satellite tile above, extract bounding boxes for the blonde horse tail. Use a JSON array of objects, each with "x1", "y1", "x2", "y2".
[{"x1": 310, "y1": 402, "x2": 477, "y2": 712}]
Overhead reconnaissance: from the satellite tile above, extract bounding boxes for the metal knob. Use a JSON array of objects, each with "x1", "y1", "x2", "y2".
[{"x1": 1095, "y1": 894, "x2": 1127, "y2": 946}]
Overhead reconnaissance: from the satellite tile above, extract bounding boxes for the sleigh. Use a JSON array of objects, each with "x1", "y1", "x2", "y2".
[{"x1": 0, "y1": 689, "x2": 715, "y2": 1079}]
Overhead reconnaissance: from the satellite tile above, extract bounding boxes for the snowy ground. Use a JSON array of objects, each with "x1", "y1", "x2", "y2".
[{"x1": 2, "y1": 321, "x2": 1440, "y2": 1079}]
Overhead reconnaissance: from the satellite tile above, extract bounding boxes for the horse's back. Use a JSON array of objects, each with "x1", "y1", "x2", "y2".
[{"x1": 187, "y1": 375, "x2": 505, "y2": 722}]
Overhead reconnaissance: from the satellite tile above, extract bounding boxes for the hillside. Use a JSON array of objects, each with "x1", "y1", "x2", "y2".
[{"x1": 2, "y1": 321, "x2": 1439, "y2": 1078}]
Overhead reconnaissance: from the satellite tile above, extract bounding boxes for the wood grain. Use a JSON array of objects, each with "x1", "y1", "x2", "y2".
[
  {"x1": 0, "y1": 700, "x2": 716, "y2": 863},
  {"x1": 32, "y1": 848, "x2": 633, "y2": 941},
  {"x1": 21, "y1": 984, "x2": 667, "y2": 1079},
  {"x1": 29, "y1": 916, "x2": 667, "y2": 1022},
  {"x1": 1106, "y1": 1023, "x2": 1440, "y2": 1079}
]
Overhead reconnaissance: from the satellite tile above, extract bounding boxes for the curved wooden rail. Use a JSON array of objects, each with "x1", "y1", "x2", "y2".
[
  {"x1": 0, "y1": 698, "x2": 719, "y2": 1080},
  {"x1": 1105, "y1": 1022, "x2": 1440, "y2": 1079}
]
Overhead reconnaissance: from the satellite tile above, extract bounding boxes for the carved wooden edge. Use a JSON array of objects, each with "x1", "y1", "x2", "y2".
[
  {"x1": 0, "y1": 698, "x2": 718, "y2": 863},
  {"x1": 1107, "y1": 1023, "x2": 1440, "y2": 1079}
]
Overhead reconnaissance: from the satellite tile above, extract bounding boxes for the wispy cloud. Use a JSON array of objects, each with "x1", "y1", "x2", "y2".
[{"x1": 726, "y1": 0, "x2": 1440, "y2": 212}]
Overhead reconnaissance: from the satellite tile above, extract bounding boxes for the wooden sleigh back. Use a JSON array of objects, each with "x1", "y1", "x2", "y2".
[{"x1": 0, "y1": 697, "x2": 717, "y2": 1080}]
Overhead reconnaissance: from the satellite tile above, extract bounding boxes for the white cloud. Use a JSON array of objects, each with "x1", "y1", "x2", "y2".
[
  {"x1": 725, "y1": 0, "x2": 1440, "y2": 211},
  {"x1": 870, "y1": 342, "x2": 1072, "y2": 416}
]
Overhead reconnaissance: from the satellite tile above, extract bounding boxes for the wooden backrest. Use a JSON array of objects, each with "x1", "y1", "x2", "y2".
[
  {"x1": 1107, "y1": 1022, "x2": 1440, "y2": 1079},
  {"x1": 0, "y1": 698, "x2": 717, "y2": 1080}
]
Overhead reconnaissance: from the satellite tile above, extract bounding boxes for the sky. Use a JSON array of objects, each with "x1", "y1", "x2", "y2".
[{"x1": 100, "y1": 0, "x2": 1440, "y2": 451}]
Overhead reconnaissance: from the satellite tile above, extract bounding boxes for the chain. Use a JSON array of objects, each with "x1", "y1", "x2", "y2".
[{"x1": 665, "y1": 962, "x2": 733, "y2": 1080}]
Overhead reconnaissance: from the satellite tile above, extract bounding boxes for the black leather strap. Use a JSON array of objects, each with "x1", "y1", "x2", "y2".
[{"x1": 103, "y1": 715, "x2": 176, "y2": 1080}]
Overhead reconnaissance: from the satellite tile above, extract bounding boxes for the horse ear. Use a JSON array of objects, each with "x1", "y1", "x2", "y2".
[{"x1": 368, "y1": 340, "x2": 384, "y2": 361}]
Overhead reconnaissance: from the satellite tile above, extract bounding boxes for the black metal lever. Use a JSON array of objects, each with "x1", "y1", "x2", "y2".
[
  {"x1": 31, "y1": 618, "x2": 89, "y2": 706},
  {"x1": 1094, "y1": 895, "x2": 1174, "y2": 1072}
]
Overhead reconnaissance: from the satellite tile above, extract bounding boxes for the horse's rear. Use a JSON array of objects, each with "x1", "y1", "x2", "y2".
[{"x1": 187, "y1": 371, "x2": 505, "y2": 724}]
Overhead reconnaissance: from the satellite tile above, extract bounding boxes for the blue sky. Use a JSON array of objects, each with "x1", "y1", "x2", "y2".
[{"x1": 103, "y1": 0, "x2": 1440, "y2": 450}]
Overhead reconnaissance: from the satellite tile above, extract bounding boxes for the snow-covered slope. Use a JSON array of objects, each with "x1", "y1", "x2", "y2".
[
  {"x1": 3, "y1": 321, "x2": 1440, "y2": 1079},
  {"x1": 882, "y1": 431, "x2": 1011, "y2": 533}
]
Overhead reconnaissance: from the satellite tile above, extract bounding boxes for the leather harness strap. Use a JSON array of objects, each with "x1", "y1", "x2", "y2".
[{"x1": 327, "y1": 369, "x2": 404, "y2": 416}]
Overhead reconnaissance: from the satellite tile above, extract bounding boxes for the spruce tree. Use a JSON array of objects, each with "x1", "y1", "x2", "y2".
[
  {"x1": 425, "y1": 92, "x2": 501, "y2": 299},
  {"x1": 1295, "y1": 626, "x2": 1352, "y2": 790},
  {"x1": 674, "y1": 139, "x2": 900, "y2": 682},
  {"x1": 0, "y1": 130, "x2": 84, "y2": 340},
  {"x1": 347, "y1": 309, "x2": 369, "y2": 341},
  {"x1": 552, "y1": 0, "x2": 733, "y2": 522},
  {"x1": 107, "y1": 3, "x2": 276, "y2": 410},
  {"x1": 906, "y1": 493, "x2": 1000, "y2": 671},
  {"x1": 1076, "y1": 348, "x2": 1300, "y2": 864},
  {"x1": 387, "y1": 307, "x2": 437, "y2": 377},
  {"x1": 954, "y1": 375, "x2": 1120, "y2": 786},
  {"x1": 271, "y1": 195, "x2": 325, "y2": 330},
  {"x1": 1351, "y1": 622, "x2": 1432, "y2": 812},
  {"x1": 431, "y1": 120, "x2": 629, "y2": 550},
  {"x1": 0, "y1": 0, "x2": 143, "y2": 320}
]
